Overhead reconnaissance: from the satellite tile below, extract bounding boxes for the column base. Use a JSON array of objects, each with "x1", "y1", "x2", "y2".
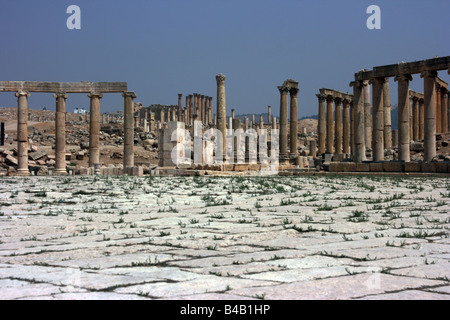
[
  {"x1": 54, "y1": 169, "x2": 68, "y2": 175},
  {"x1": 16, "y1": 169, "x2": 30, "y2": 176}
]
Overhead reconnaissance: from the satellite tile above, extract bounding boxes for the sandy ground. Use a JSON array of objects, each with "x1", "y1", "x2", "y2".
[{"x1": 0, "y1": 175, "x2": 448, "y2": 300}]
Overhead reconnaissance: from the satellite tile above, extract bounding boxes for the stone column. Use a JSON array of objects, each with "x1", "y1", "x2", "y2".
[
  {"x1": 135, "y1": 115, "x2": 139, "y2": 128},
  {"x1": 395, "y1": 74, "x2": 412, "y2": 162},
  {"x1": 88, "y1": 93, "x2": 102, "y2": 168},
  {"x1": 216, "y1": 74, "x2": 227, "y2": 158},
  {"x1": 382, "y1": 78, "x2": 392, "y2": 149},
  {"x1": 421, "y1": 71, "x2": 437, "y2": 161},
  {"x1": 260, "y1": 115, "x2": 264, "y2": 129},
  {"x1": 268, "y1": 106, "x2": 272, "y2": 124},
  {"x1": 371, "y1": 78, "x2": 384, "y2": 162},
  {"x1": 272, "y1": 116, "x2": 277, "y2": 130},
  {"x1": 363, "y1": 81, "x2": 372, "y2": 149},
  {"x1": 200, "y1": 95, "x2": 205, "y2": 123},
  {"x1": 309, "y1": 140, "x2": 317, "y2": 159},
  {"x1": 441, "y1": 88, "x2": 448, "y2": 133},
  {"x1": 334, "y1": 97, "x2": 342, "y2": 154},
  {"x1": 326, "y1": 95, "x2": 334, "y2": 154},
  {"x1": 436, "y1": 85, "x2": 442, "y2": 133},
  {"x1": 392, "y1": 130, "x2": 398, "y2": 147},
  {"x1": 244, "y1": 117, "x2": 249, "y2": 131},
  {"x1": 409, "y1": 97, "x2": 414, "y2": 140},
  {"x1": 252, "y1": 114, "x2": 256, "y2": 127},
  {"x1": 351, "y1": 81, "x2": 366, "y2": 163},
  {"x1": 209, "y1": 97, "x2": 213, "y2": 125},
  {"x1": 448, "y1": 92, "x2": 450, "y2": 133},
  {"x1": 0, "y1": 122, "x2": 4, "y2": 146},
  {"x1": 289, "y1": 87, "x2": 299, "y2": 159},
  {"x1": 177, "y1": 94, "x2": 183, "y2": 122},
  {"x1": 419, "y1": 98, "x2": 425, "y2": 140},
  {"x1": 278, "y1": 85, "x2": 289, "y2": 161},
  {"x1": 123, "y1": 92, "x2": 136, "y2": 169},
  {"x1": 343, "y1": 98, "x2": 350, "y2": 154},
  {"x1": 350, "y1": 101, "x2": 355, "y2": 156},
  {"x1": 317, "y1": 94, "x2": 326, "y2": 155},
  {"x1": 54, "y1": 93, "x2": 68, "y2": 175},
  {"x1": 412, "y1": 96, "x2": 419, "y2": 141},
  {"x1": 16, "y1": 91, "x2": 30, "y2": 176}
]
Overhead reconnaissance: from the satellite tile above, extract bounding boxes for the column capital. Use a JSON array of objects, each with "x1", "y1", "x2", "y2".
[
  {"x1": 289, "y1": 87, "x2": 299, "y2": 96},
  {"x1": 200, "y1": 95, "x2": 205, "y2": 99},
  {"x1": 178, "y1": 93, "x2": 183, "y2": 98},
  {"x1": 334, "y1": 96, "x2": 342, "y2": 104},
  {"x1": 122, "y1": 91, "x2": 136, "y2": 99},
  {"x1": 440, "y1": 87, "x2": 448, "y2": 94},
  {"x1": 326, "y1": 95, "x2": 334, "y2": 103},
  {"x1": 343, "y1": 98, "x2": 351, "y2": 106},
  {"x1": 216, "y1": 73, "x2": 226, "y2": 85},
  {"x1": 316, "y1": 93, "x2": 327, "y2": 102},
  {"x1": 88, "y1": 92, "x2": 103, "y2": 99},
  {"x1": 349, "y1": 80, "x2": 364, "y2": 88},
  {"x1": 420, "y1": 70, "x2": 438, "y2": 79},
  {"x1": 394, "y1": 74, "x2": 413, "y2": 82},
  {"x1": 369, "y1": 77, "x2": 386, "y2": 85},
  {"x1": 54, "y1": 93, "x2": 68, "y2": 99},
  {"x1": 278, "y1": 86, "x2": 289, "y2": 94},
  {"x1": 15, "y1": 91, "x2": 30, "y2": 97},
  {"x1": 411, "y1": 95, "x2": 419, "y2": 102}
]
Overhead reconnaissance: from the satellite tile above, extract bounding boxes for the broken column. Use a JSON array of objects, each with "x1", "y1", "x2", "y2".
[
  {"x1": 54, "y1": 93, "x2": 68, "y2": 175},
  {"x1": 88, "y1": 92, "x2": 102, "y2": 168},
  {"x1": 123, "y1": 92, "x2": 136, "y2": 169},
  {"x1": 371, "y1": 78, "x2": 384, "y2": 162},
  {"x1": 16, "y1": 91, "x2": 30, "y2": 175},
  {"x1": 334, "y1": 97, "x2": 342, "y2": 154},
  {"x1": 289, "y1": 87, "x2": 299, "y2": 160},
  {"x1": 421, "y1": 71, "x2": 437, "y2": 161},
  {"x1": 317, "y1": 94, "x2": 326, "y2": 155},
  {"x1": 216, "y1": 74, "x2": 227, "y2": 159},
  {"x1": 309, "y1": 140, "x2": 317, "y2": 159}
]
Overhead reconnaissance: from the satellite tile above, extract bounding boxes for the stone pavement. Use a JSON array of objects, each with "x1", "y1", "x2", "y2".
[{"x1": 0, "y1": 175, "x2": 449, "y2": 300}]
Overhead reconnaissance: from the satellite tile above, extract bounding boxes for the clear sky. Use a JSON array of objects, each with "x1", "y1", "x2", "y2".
[{"x1": 0, "y1": 0, "x2": 449, "y2": 117}]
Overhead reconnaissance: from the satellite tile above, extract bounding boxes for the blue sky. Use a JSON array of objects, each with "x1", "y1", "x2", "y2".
[{"x1": 0, "y1": 0, "x2": 449, "y2": 117}]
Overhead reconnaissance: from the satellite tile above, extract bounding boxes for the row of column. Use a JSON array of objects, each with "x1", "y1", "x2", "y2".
[
  {"x1": 317, "y1": 95, "x2": 352, "y2": 156},
  {"x1": 182, "y1": 93, "x2": 213, "y2": 126},
  {"x1": 13, "y1": 90, "x2": 137, "y2": 176},
  {"x1": 433, "y1": 84, "x2": 449, "y2": 134},
  {"x1": 351, "y1": 71, "x2": 443, "y2": 163}
]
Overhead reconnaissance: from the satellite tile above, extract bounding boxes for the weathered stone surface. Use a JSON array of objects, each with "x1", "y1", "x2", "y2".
[{"x1": 383, "y1": 162, "x2": 404, "y2": 172}]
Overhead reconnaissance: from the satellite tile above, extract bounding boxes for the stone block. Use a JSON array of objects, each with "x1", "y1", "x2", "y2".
[
  {"x1": 222, "y1": 164, "x2": 234, "y2": 171},
  {"x1": 5, "y1": 155, "x2": 18, "y2": 166},
  {"x1": 342, "y1": 162, "x2": 356, "y2": 172},
  {"x1": 79, "y1": 167, "x2": 90, "y2": 175},
  {"x1": 65, "y1": 153, "x2": 72, "y2": 161},
  {"x1": 404, "y1": 162, "x2": 421, "y2": 172},
  {"x1": 248, "y1": 164, "x2": 261, "y2": 171},
  {"x1": 369, "y1": 162, "x2": 383, "y2": 172},
  {"x1": 323, "y1": 153, "x2": 333, "y2": 163},
  {"x1": 329, "y1": 162, "x2": 343, "y2": 172},
  {"x1": 421, "y1": 162, "x2": 434, "y2": 173},
  {"x1": 356, "y1": 163, "x2": 370, "y2": 172},
  {"x1": 234, "y1": 164, "x2": 249, "y2": 171},
  {"x1": 434, "y1": 162, "x2": 448, "y2": 173},
  {"x1": 333, "y1": 154, "x2": 345, "y2": 162},
  {"x1": 28, "y1": 149, "x2": 48, "y2": 161},
  {"x1": 383, "y1": 162, "x2": 404, "y2": 172},
  {"x1": 132, "y1": 166, "x2": 144, "y2": 176}
]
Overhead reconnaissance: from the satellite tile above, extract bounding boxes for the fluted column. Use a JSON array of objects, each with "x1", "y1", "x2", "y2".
[
  {"x1": 54, "y1": 93, "x2": 68, "y2": 175},
  {"x1": 371, "y1": 78, "x2": 384, "y2": 161},
  {"x1": 326, "y1": 95, "x2": 334, "y2": 154},
  {"x1": 412, "y1": 96, "x2": 419, "y2": 141},
  {"x1": 216, "y1": 74, "x2": 227, "y2": 158},
  {"x1": 382, "y1": 78, "x2": 392, "y2": 149},
  {"x1": 363, "y1": 81, "x2": 372, "y2": 149},
  {"x1": 289, "y1": 87, "x2": 299, "y2": 158},
  {"x1": 16, "y1": 91, "x2": 30, "y2": 176},
  {"x1": 317, "y1": 94, "x2": 326, "y2": 155},
  {"x1": 88, "y1": 92, "x2": 102, "y2": 167},
  {"x1": 421, "y1": 71, "x2": 437, "y2": 161},
  {"x1": 278, "y1": 85, "x2": 289, "y2": 161},
  {"x1": 351, "y1": 81, "x2": 366, "y2": 163},
  {"x1": 123, "y1": 92, "x2": 136, "y2": 168},
  {"x1": 395, "y1": 74, "x2": 412, "y2": 162},
  {"x1": 343, "y1": 98, "x2": 350, "y2": 154},
  {"x1": 334, "y1": 97, "x2": 342, "y2": 154}
]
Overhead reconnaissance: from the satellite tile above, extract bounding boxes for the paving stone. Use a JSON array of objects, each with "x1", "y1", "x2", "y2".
[{"x1": 356, "y1": 290, "x2": 450, "y2": 300}]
